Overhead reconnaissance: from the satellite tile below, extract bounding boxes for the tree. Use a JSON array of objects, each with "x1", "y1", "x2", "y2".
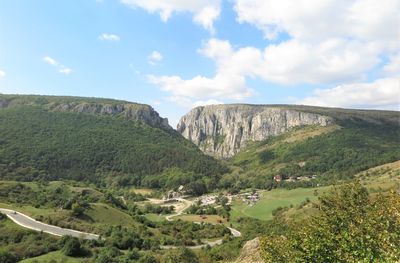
[
  {"x1": 260, "y1": 182, "x2": 400, "y2": 262},
  {"x1": 187, "y1": 180, "x2": 207, "y2": 196},
  {"x1": 0, "y1": 212, "x2": 7, "y2": 220},
  {"x1": 71, "y1": 203, "x2": 85, "y2": 217},
  {"x1": 94, "y1": 246, "x2": 121, "y2": 263},
  {"x1": 138, "y1": 254, "x2": 158, "y2": 263},
  {"x1": 60, "y1": 236, "x2": 83, "y2": 257},
  {"x1": 0, "y1": 250, "x2": 17, "y2": 263}
]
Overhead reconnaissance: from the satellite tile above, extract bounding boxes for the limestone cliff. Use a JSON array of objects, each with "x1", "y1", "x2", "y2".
[
  {"x1": 177, "y1": 104, "x2": 333, "y2": 158},
  {"x1": 0, "y1": 95, "x2": 171, "y2": 130}
]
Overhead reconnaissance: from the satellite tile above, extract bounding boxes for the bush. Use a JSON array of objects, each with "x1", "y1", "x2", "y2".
[
  {"x1": 260, "y1": 182, "x2": 400, "y2": 262},
  {"x1": 60, "y1": 236, "x2": 83, "y2": 257},
  {"x1": 0, "y1": 250, "x2": 17, "y2": 263},
  {"x1": 0, "y1": 212, "x2": 7, "y2": 220},
  {"x1": 161, "y1": 247, "x2": 199, "y2": 263}
]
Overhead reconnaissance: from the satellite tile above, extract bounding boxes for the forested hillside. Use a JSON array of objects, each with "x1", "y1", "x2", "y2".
[
  {"x1": 0, "y1": 95, "x2": 227, "y2": 190},
  {"x1": 221, "y1": 108, "x2": 400, "y2": 190}
]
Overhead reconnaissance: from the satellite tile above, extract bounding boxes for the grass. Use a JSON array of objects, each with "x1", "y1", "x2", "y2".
[
  {"x1": 231, "y1": 187, "x2": 329, "y2": 221},
  {"x1": 130, "y1": 188, "x2": 154, "y2": 195},
  {"x1": 358, "y1": 160, "x2": 400, "y2": 191},
  {"x1": 145, "y1": 213, "x2": 166, "y2": 222},
  {"x1": 20, "y1": 251, "x2": 87, "y2": 263},
  {"x1": 175, "y1": 214, "x2": 227, "y2": 224},
  {"x1": 85, "y1": 203, "x2": 136, "y2": 226},
  {"x1": 0, "y1": 202, "x2": 60, "y2": 217}
]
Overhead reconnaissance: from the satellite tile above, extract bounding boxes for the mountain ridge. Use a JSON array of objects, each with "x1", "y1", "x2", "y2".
[
  {"x1": 0, "y1": 94, "x2": 227, "y2": 189},
  {"x1": 0, "y1": 94, "x2": 171, "y2": 130},
  {"x1": 178, "y1": 104, "x2": 399, "y2": 158}
]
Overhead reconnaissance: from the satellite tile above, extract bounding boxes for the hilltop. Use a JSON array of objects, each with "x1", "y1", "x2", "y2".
[
  {"x1": 0, "y1": 94, "x2": 227, "y2": 191},
  {"x1": 178, "y1": 104, "x2": 400, "y2": 189}
]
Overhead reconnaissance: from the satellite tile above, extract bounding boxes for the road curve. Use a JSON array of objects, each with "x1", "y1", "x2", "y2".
[
  {"x1": 161, "y1": 198, "x2": 242, "y2": 249},
  {"x1": 0, "y1": 208, "x2": 99, "y2": 240},
  {"x1": 165, "y1": 198, "x2": 192, "y2": 221}
]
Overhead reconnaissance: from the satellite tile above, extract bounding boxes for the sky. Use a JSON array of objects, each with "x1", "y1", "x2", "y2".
[{"x1": 0, "y1": 0, "x2": 399, "y2": 127}]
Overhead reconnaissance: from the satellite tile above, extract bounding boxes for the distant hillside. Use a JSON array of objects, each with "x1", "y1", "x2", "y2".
[
  {"x1": 0, "y1": 94, "x2": 227, "y2": 190},
  {"x1": 178, "y1": 104, "x2": 399, "y2": 158},
  {"x1": 177, "y1": 104, "x2": 400, "y2": 190},
  {"x1": 0, "y1": 94, "x2": 171, "y2": 130}
]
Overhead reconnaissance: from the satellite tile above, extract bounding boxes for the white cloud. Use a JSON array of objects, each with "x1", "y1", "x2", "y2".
[
  {"x1": 98, "y1": 33, "x2": 120, "y2": 42},
  {"x1": 166, "y1": 96, "x2": 223, "y2": 109},
  {"x1": 58, "y1": 68, "x2": 73, "y2": 75},
  {"x1": 298, "y1": 78, "x2": 400, "y2": 110},
  {"x1": 192, "y1": 99, "x2": 224, "y2": 108},
  {"x1": 150, "y1": 37, "x2": 380, "y2": 104},
  {"x1": 0, "y1": 70, "x2": 5, "y2": 78},
  {"x1": 43, "y1": 56, "x2": 58, "y2": 66},
  {"x1": 230, "y1": 0, "x2": 400, "y2": 84},
  {"x1": 120, "y1": 0, "x2": 220, "y2": 32},
  {"x1": 151, "y1": 100, "x2": 162, "y2": 106},
  {"x1": 148, "y1": 51, "x2": 163, "y2": 65},
  {"x1": 148, "y1": 73, "x2": 252, "y2": 100},
  {"x1": 149, "y1": 1, "x2": 400, "y2": 108},
  {"x1": 43, "y1": 56, "x2": 73, "y2": 75},
  {"x1": 233, "y1": 0, "x2": 400, "y2": 45},
  {"x1": 384, "y1": 53, "x2": 400, "y2": 77},
  {"x1": 148, "y1": 39, "x2": 254, "y2": 104}
]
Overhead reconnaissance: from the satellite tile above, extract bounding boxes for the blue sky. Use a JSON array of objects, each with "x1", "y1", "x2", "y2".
[{"x1": 0, "y1": 0, "x2": 399, "y2": 127}]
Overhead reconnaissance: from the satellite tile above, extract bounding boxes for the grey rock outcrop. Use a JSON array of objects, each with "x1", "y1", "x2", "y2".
[
  {"x1": 49, "y1": 102, "x2": 171, "y2": 130},
  {"x1": 232, "y1": 237, "x2": 264, "y2": 263},
  {"x1": 177, "y1": 104, "x2": 333, "y2": 158}
]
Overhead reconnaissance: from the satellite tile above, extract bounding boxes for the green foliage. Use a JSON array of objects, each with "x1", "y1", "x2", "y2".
[
  {"x1": 0, "y1": 250, "x2": 17, "y2": 263},
  {"x1": 157, "y1": 220, "x2": 231, "y2": 246},
  {"x1": 260, "y1": 182, "x2": 400, "y2": 262},
  {"x1": 93, "y1": 246, "x2": 122, "y2": 263},
  {"x1": 284, "y1": 120, "x2": 400, "y2": 178},
  {"x1": 60, "y1": 236, "x2": 84, "y2": 257},
  {"x1": 71, "y1": 203, "x2": 85, "y2": 217},
  {"x1": 0, "y1": 95, "x2": 227, "y2": 189},
  {"x1": 143, "y1": 203, "x2": 174, "y2": 214},
  {"x1": 161, "y1": 247, "x2": 199, "y2": 263},
  {"x1": 229, "y1": 118, "x2": 400, "y2": 189},
  {"x1": 138, "y1": 254, "x2": 158, "y2": 263},
  {"x1": 0, "y1": 212, "x2": 6, "y2": 220},
  {"x1": 0, "y1": 219, "x2": 58, "y2": 261}
]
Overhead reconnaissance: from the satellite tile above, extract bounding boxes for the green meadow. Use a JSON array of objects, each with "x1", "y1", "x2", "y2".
[{"x1": 231, "y1": 187, "x2": 329, "y2": 221}]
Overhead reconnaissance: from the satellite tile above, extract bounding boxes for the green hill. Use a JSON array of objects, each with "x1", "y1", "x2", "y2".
[
  {"x1": 222, "y1": 107, "x2": 400, "y2": 190},
  {"x1": 0, "y1": 94, "x2": 227, "y2": 190}
]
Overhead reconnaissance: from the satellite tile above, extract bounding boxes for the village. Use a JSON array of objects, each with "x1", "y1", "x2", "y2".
[{"x1": 161, "y1": 185, "x2": 263, "y2": 209}]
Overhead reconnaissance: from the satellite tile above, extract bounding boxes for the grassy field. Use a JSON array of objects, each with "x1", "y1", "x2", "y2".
[
  {"x1": 0, "y1": 202, "x2": 61, "y2": 217},
  {"x1": 145, "y1": 213, "x2": 166, "y2": 222},
  {"x1": 130, "y1": 188, "x2": 155, "y2": 195},
  {"x1": 358, "y1": 160, "x2": 400, "y2": 191},
  {"x1": 231, "y1": 187, "x2": 329, "y2": 221},
  {"x1": 82, "y1": 203, "x2": 137, "y2": 226},
  {"x1": 20, "y1": 251, "x2": 87, "y2": 263},
  {"x1": 175, "y1": 214, "x2": 227, "y2": 224}
]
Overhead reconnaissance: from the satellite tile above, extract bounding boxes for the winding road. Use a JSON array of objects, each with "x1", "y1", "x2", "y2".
[
  {"x1": 0, "y1": 208, "x2": 99, "y2": 240},
  {"x1": 161, "y1": 198, "x2": 241, "y2": 249},
  {"x1": 0, "y1": 197, "x2": 241, "y2": 249}
]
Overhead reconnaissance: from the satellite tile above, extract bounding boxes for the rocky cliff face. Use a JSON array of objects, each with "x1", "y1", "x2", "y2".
[
  {"x1": 177, "y1": 104, "x2": 333, "y2": 158},
  {"x1": 0, "y1": 95, "x2": 171, "y2": 130},
  {"x1": 232, "y1": 237, "x2": 264, "y2": 263}
]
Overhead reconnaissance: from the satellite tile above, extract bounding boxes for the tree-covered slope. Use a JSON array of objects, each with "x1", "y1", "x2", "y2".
[
  {"x1": 0, "y1": 95, "x2": 227, "y2": 189},
  {"x1": 221, "y1": 108, "x2": 400, "y2": 189}
]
